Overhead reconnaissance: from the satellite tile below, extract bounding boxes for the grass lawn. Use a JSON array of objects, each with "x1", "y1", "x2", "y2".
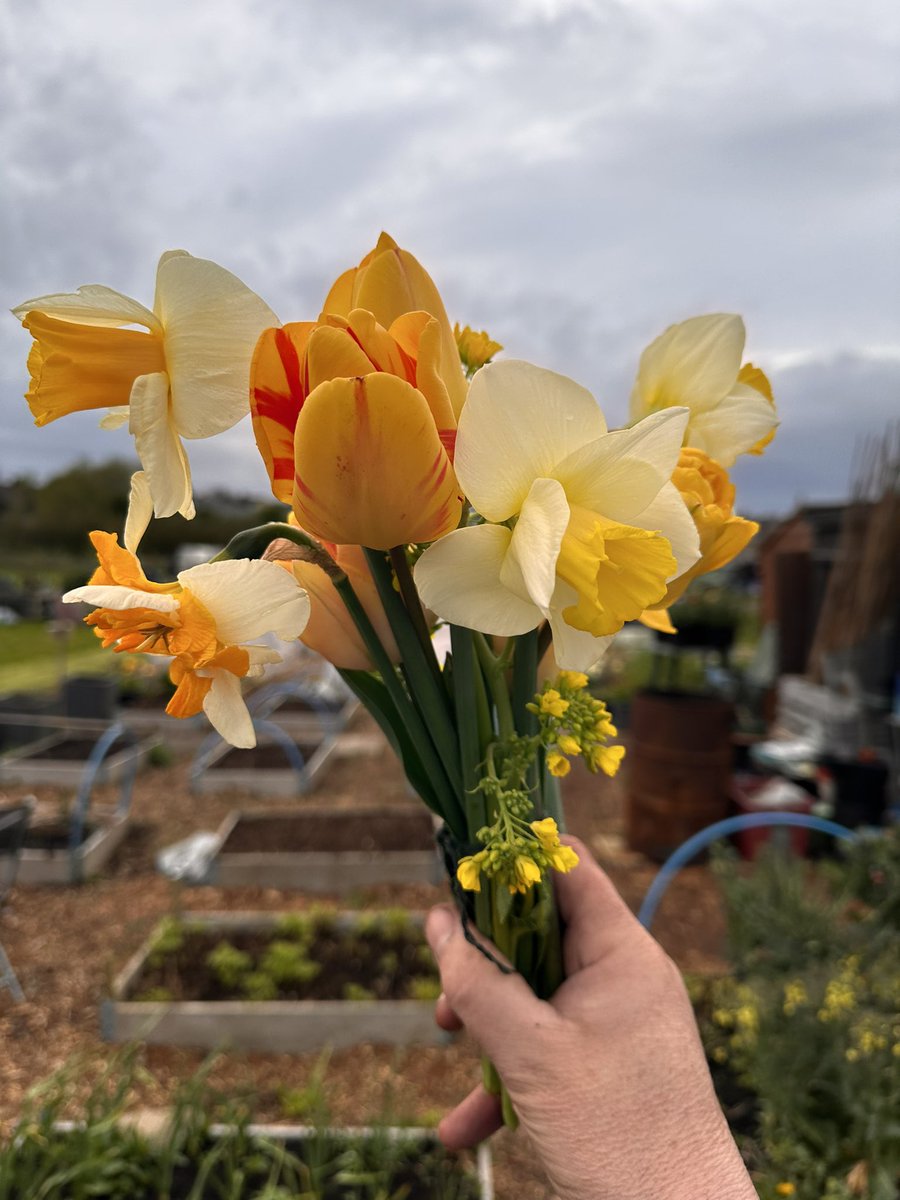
[{"x1": 0, "y1": 620, "x2": 113, "y2": 695}]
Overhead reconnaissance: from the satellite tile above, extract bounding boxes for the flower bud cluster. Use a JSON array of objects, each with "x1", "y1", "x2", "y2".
[
  {"x1": 454, "y1": 323, "x2": 503, "y2": 376},
  {"x1": 527, "y1": 671, "x2": 625, "y2": 778},
  {"x1": 456, "y1": 815, "x2": 579, "y2": 895}
]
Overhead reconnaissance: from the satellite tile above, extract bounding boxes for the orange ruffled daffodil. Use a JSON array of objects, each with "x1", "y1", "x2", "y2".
[
  {"x1": 629, "y1": 314, "x2": 778, "y2": 467},
  {"x1": 642, "y1": 448, "x2": 760, "y2": 627},
  {"x1": 414, "y1": 360, "x2": 701, "y2": 672},
  {"x1": 14, "y1": 252, "x2": 278, "y2": 550},
  {"x1": 63, "y1": 532, "x2": 309, "y2": 747}
]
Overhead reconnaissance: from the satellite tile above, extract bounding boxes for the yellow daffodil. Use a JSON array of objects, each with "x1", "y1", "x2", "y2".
[
  {"x1": 414, "y1": 360, "x2": 700, "y2": 672},
  {"x1": 629, "y1": 314, "x2": 778, "y2": 467},
  {"x1": 263, "y1": 538, "x2": 399, "y2": 671},
  {"x1": 63, "y1": 532, "x2": 309, "y2": 747},
  {"x1": 641, "y1": 447, "x2": 759, "y2": 625},
  {"x1": 14, "y1": 253, "x2": 278, "y2": 549},
  {"x1": 321, "y1": 232, "x2": 467, "y2": 419}
]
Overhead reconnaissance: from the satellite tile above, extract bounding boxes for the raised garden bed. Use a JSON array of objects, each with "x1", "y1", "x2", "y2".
[
  {"x1": 16, "y1": 811, "x2": 131, "y2": 886},
  {"x1": 104, "y1": 910, "x2": 448, "y2": 1052},
  {"x1": 258, "y1": 693, "x2": 360, "y2": 739},
  {"x1": 0, "y1": 732, "x2": 148, "y2": 788},
  {"x1": 117, "y1": 694, "x2": 207, "y2": 748},
  {"x1": 192, "y1": 736, "x2": 337, "y2": 797},
  {"x1": 203, "y1": 806, "x2": 441, "y2": 891}
]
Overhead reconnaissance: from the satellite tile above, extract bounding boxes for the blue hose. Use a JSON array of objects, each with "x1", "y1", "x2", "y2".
[{"x1": 637, "y1": 812, "x2": 858, "y2": 930}]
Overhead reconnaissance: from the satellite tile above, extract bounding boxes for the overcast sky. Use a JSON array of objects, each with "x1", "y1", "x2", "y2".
[{"x1": 2, "y1": 0, "x2": 898, "y2": 517}]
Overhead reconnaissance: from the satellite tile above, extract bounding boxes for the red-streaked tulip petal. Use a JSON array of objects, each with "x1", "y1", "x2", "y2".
[{"x1": 292, "y1": 374, "x2": 462, "y2": 549}]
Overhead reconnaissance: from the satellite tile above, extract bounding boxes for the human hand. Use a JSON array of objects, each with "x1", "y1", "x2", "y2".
[{"x1": 426, "y1": 838, "x2": 756, "y2": 1200}]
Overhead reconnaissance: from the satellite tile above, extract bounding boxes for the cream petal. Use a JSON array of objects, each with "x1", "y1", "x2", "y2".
[
  {"x1": 629, "y1": 481, "x2": 701, "y2": 579},
  {"x1": 124, "y1": 471, "x2": 154, "y2": 554},
  {"x1": 630, "y1": 314, "x2": 745, "y2": 421},
  {"x1": 502, "y1": 477, "x2": 569, "y2": 611},
  {"x1": 129, "y1": 372, "x2": 194, "y2": 519},
  {"x1": 686, "y1": 384, "x2": 780, "y2": 467},
  {"x1": 178, "y1": 559, "x2": 310, "y2": 645},
  {"x1": 62, "y1": 584, "x2": 178, "y2": 612},
  {"x1": 548, "y1": 580, "x2": 615, "y2": 672},
  {"x1": 202, "y1": 670, "x2": 256, "y2": 748},
  {"x1": 455, "y1": 360, "x2": 607, "y2": 522},
  {"x1": 555, "y1": 408, "x2": 689, "y2": 521},
  {"x1": 12, "y1": 285, "x2": 161, "y2": 332},
  {"x1": 414, "y1": 524, "x2": 542, "y2": 636},
  {"x1": 99, "y1": 407, "x2": 131, "y2": 430},
  {"x1": 155, "y1": 252, "x2": 279, "y2": 439}
]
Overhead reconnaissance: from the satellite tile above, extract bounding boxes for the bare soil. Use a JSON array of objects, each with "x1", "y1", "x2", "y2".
[
  {"x1": 222, "y1": 809, "x2": 435, "y2": 854},
  {"x1": 212, "y1": 742, "x2": 324, "y2": 769},
  {"x1": 0, "y1": 711, "x2": 728, "y2": 1198}
]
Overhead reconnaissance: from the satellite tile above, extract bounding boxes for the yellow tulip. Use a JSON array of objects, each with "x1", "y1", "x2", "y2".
[
  {"x1": 251, "y1": 308, "x2": 457, "y2": 505},
  {"x1": 321, "y1": 232, "x2": 467, "y2": 418},
  {"x1": 292, "y1": 373, "x2": 463, "y2": 550}
]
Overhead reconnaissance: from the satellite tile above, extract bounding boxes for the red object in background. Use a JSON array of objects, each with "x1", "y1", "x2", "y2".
[{"x1": 730, "y1": 774, "x2": 812, "y2": 860}]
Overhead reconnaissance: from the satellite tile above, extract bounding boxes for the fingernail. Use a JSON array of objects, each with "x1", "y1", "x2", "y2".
[{"x1": 425, "y1": 905, "x2": 456, "y2": 957}]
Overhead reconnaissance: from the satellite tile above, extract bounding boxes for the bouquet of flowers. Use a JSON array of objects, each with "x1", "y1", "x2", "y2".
[{"x1": 14, "y1": 234, "x2": 777, "y2": 1122}]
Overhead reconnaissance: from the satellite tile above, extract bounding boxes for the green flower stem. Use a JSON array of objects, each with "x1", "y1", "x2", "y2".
[
  {"x1": 511, "y1": 630, "x2": 539, "y2": 734},
  {"x1": 449, "y1": 626, "x2": 485, "y2": 836},
  {"x1": 474, "y1": 633, "x2": 515, "y2": 740},
  {"x1": 542, "y1": 766, "x2": 566, "y2": 831},
  {"x1": 472, "y1": 655, "x2": 494, "y2": 752},
  {"x1": 331, "y1": 572, "x2": 465, "y2": 835},
  {"x1": 389, "y1": 546, "x2": 447, "y2": 699},
  {"x1": 364, "y1": 549, "x2": 463, "y2": 800}
]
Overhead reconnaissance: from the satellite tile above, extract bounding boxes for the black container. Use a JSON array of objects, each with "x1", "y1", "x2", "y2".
[
  {"x1": 63, "y1": 675, "x2": 117, "y2": 720},
  {"x1": 820, "y1": 755, "x2": 889, "y2": 829}
]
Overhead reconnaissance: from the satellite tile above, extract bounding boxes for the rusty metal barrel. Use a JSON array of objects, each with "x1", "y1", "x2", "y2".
[{"x1": 625, "y1": 691, "x2": 734, "y2": 862}]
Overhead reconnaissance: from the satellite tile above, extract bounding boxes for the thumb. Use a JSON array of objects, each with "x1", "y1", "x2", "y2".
[{"x1": 425, "y1": 904, "x2": 559, "y2": 1070}]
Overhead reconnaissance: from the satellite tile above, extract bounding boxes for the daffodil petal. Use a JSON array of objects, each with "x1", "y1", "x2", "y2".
[
  {"x1": 555, "y1": 408, "x2": 689, "y2": 520},
  {"x1": 292, "y1": 374, "x2": 461, "y2": 549},
  {"x1": 155, "y1": 252, "x2": 279, "y2": 439},
  {"x1": 99, "y1": 406, "x2": 131, "y2": 430},
  {"x1": 547, "y1": 580, "x2": 615, "y2": 672},
  {"x1": 178, "y1": 559, "x2": 310, "y2": 645},
  {"x1": 124, "y1": 471, "x2": 154, "y2": 554},
  {"x1": 129, "y1": 371, "x2": 194, "y2": 519},
  {"x1": 456, "y1": 360, "x2": 607, "y2": 522},
  {"x1": 502, "y1": 477, "x2": 569, "y2": 610},
  {"x1": 686, "y1": 385, "x2": 780, "y2": 467},
  {"x1": 630, "y1": 314, "x2": 745, "y2": 420},
  {"x1": 414, "y1": 524, "x2": 542, "y2": 636},
  {"x1": 629, "y1": 481, "x2": 701, "y2": 579},
  {"x1": 202, "y1": 670, "x2": 256, "y2": 748},
  {"x1": 62, "y1": 584, "x2": 178, "y2": 612},
  {"x1": 13, "y1": 285, "x2": 161, "y2": 332}
]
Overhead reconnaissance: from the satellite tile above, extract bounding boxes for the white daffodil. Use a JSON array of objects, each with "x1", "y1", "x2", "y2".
[
  {"x1": 414, "y1": 360, "x2": 700, "y2": 672},
  {"x1": 14, "y1": 251, "x2": 278, "y2": 549},
  {"x1": 629, "y1": 314, "x2": 778, "y2": 467},
  {"x1": 63, "y1": 532, "x2": 309, "y2": 747}
]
